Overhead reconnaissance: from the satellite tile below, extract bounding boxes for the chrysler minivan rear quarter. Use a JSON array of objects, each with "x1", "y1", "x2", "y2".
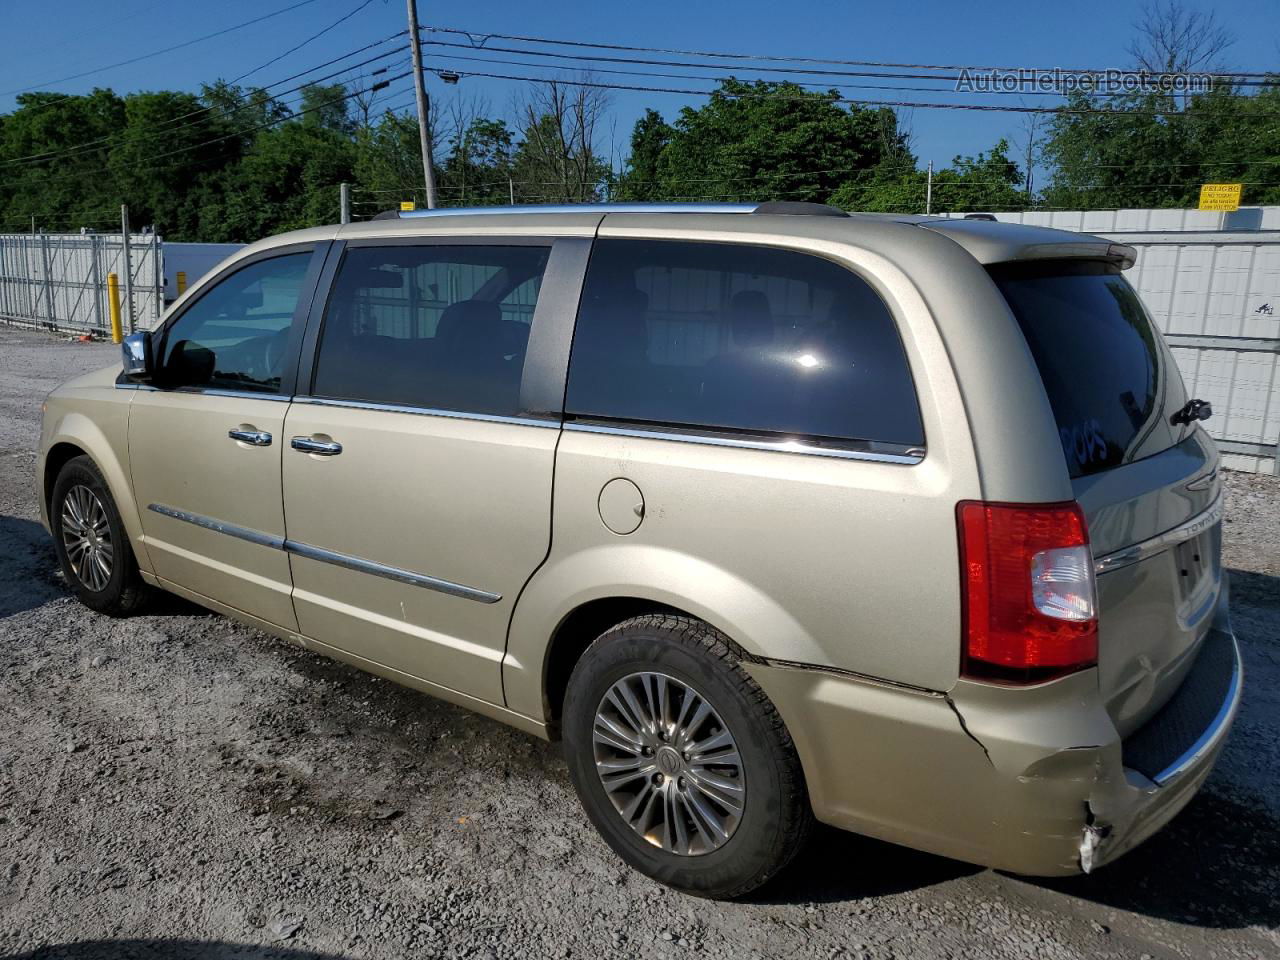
[{"x1": 37, "y1": 202, "x2": 1241, "y2": 899}]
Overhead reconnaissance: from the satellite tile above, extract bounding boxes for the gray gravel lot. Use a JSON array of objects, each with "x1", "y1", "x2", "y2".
[{"x1": 1, "y1": 325, "x2": 1278, "y2": 960}]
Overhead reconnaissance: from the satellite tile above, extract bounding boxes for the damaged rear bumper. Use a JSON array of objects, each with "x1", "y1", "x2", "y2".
[{"x1": 744, "y1": 616, "x2": 1242, "y2": 877}]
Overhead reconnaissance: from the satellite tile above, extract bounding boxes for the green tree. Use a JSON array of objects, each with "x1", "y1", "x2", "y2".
[
  {"x1": 833, "y1": 140, "x2": 1025, "y2": 214},
  {"x1": 615, "y1": 108, "x2": 673, "y2": 201},
  {"x1": 623, "y1": 79, "x2": 915, "y2": 205},
  {"x1": 353, "y1": 109, "x2": 428, "y2": 211},
  {"x1": 510, "y1": 80, "x2": 611, "y2": 203},
  {"x1": 0, "y1": 89, "x2": 125, "y2": 231},
  {"x1": 1041, "y1": 83, "x2": 1280, "y2": 210},
  {"x1": 299, "y1": 83, "x2": 355, "y2": 135},
  {"x1": 107, "y1": 91, "x2": 241, "y2": 239},
  {"x1": 440, "y1": 118, "x2": 516, "y2": 206}
]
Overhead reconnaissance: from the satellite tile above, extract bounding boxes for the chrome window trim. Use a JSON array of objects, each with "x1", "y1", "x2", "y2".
[
  {"x1": 293, "y1": 395, "x2": 559, "y2": 429},
  {"x1": 1093, "y1": 494, "x2": 1225, "y2": 575},
  {"x1": 563, "y1": 422, "x2": 924, "y2": 465},
  {"x1": 1150, "y1": 632, "x2": 1243, "y2": 786},
  {"x1": 114, "y1": 383, "x2": 291, "y2": 402},
  {"x1": 185, "y1": 387, "x2": 290, "y2": 402},
  {"x1": 146, "y1": 503, "x2": 500, "y2": 604}
]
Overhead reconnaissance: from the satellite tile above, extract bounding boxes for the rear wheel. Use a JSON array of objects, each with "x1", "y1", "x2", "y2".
[
  {"x1": 563, "y1": 614, "x2": 812, "y2": 899},
  {"x1": 50, "y1": 455, "x2": 150, "y2": 616}
]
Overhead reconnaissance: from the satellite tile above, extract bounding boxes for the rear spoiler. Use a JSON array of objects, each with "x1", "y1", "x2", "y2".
[
  {"x1": 918, "y1": 219, "x2": 1138, "y2": 270},
  {"x1": 1013, "y1": 241, "x2": 1137, "y2": 270}
]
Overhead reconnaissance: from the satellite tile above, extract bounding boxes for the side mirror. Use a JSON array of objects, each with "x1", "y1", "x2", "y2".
[{"x1": 121, "y1": 331, "x2": 154, "y2": 381}]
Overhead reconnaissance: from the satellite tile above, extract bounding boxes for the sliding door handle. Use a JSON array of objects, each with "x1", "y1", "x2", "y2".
[
  {"x1": 291, "y1": 436, "x2": 343, "y2": 456},
  {"x1": 228, "y1": 428, "x2": 272, "y2": 446}
]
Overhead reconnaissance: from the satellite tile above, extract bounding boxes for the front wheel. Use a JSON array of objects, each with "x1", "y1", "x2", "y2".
[
  {"x1": 563, "y1": 614, "x2": 812, "y2": 899},
  {"x1": 49, "y1": 455, "x2": 150, "y2": 616}
]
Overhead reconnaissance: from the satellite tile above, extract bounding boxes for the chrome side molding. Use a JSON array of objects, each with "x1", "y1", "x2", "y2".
[
  {"x1": 285, "y1": 540, "x2": 499, "y2": 603},
  {"x1": 146, "y1": 504, "x2": 500, "y2": 604},
  {"x1": 147, "y1": 504, "x2": 285, "y2": 550},
  {"x1": 1093, "y1": 494, "x2": 1224, "y2": 576}
]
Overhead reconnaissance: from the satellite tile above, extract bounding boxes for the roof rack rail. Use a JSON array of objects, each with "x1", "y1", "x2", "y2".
[
  {"x1": 752, "y1": 201, "x2": 849, "y2": 218},
  {"x1": 386, "y1": 202, "x2": 757, "y2": 219},
  {"x1": 366, "y1": 201, "x2": 858, "y2": 221}
]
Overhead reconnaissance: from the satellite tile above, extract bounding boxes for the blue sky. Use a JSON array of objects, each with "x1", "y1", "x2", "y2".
[{"x1": 3, "y1": 0, "x2": 1277, "y2": 175}]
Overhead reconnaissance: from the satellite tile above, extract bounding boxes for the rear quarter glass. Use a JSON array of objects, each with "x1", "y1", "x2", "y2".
[
  {"x1": 988, "y1": 260, "x2": 1189, "y2": 478},
  {"x1": 565, "y1": 238, "x2": 925, "y2": 450}
]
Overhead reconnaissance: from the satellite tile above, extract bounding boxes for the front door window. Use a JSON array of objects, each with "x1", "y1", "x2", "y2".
[{"x1": 158, "y1": 252, "x2": 313, "y2": 394}]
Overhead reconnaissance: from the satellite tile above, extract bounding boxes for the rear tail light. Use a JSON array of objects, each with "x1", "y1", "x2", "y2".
[{"x1": 957, "y1": 501, "x2": 1098, "y2": 684}]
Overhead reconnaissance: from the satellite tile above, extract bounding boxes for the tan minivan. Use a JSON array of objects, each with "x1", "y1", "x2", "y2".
[{"x1": 38, "y1": 202, "x2": 1241, "y2": 898}]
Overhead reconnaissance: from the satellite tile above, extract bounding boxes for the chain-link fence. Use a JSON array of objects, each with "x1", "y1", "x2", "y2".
[{"x1": 0, "y1": 231, "x2": 164, "y2": 336}]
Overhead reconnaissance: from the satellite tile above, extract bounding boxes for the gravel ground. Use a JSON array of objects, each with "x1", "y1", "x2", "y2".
[{"x1": 1, "y1": 325, "x2": 1278, "y2": 960}]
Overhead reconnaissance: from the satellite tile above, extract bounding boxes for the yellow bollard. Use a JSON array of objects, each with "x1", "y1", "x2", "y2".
[
  {"x1": 107, "y1": 272, "x2": 123, "y2": 344},
  {"x1": 176, "y1": 271, "x2": 187, "y2": 296}
]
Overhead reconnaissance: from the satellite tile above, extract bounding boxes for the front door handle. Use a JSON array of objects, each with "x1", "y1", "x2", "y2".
[
  {"x1": 228, "y1": 428, "x2": 272, "y2": 446},
  {"x1": 291, "y1": 436, "x2": 343, "y2": 456}
]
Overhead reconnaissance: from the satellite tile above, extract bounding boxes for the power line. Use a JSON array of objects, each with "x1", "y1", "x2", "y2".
[
  {"x1": 229, "y1": 0, "x2": 382, "y2": 85},
  {"x1": 1, "y1": 0, "x2": 327, "y2": 98},
  {"x1": 425, "y1": 65, "x2": 1280, "y2": 118},
  {"x1": 424, "y1": 39, "x2": 1277, "y2": 92},
  {"x1": 425, "y1": 24, "x2": 1280, "y2": 81},
  {"x1": 5, "y1": 27, "x2": 408, "y2": 123},
  {"x1": 424, "y1": 48, "x2": 1098, "y2": 99},
  {"x1": 424, "y1": 48, "x2": 1280, "y2": 105}
]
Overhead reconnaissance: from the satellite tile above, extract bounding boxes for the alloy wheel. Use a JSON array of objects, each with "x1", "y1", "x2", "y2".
[
  {"x1": 592, "y1": 671, "x2": 745, "y2": 856},
  {"x1": 60, "y1": 484, "x2": 113, "y2": 592}
]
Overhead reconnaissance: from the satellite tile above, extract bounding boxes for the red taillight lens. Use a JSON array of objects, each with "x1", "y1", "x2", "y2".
[{"x1": 957, "y1": 500, "x2": 1098, "y2": 684}]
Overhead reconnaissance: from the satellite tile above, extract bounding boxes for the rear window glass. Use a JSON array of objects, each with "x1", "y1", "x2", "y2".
[
  {"x1": 990, "y1": 261, "x2": 1167, "y2": 478},
  {"x1": 565, "y1": 239, "x2": 924, "y2": 450}
]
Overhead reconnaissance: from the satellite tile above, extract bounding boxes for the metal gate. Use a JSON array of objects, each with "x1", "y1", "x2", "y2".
[{"x1": 0, "y1": 232, "x2": 164, "y2": 336}]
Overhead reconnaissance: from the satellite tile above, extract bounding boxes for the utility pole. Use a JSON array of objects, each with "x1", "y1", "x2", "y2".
[
  {"x1": 925, "y1": 161, "x2": 933, "y2": 215},
  {"x1": 406, "y1": 0, "x2": 438, "y2": 209},
  {"x1": 339, "y1": 183, "x2": 351, "y2": 224}
]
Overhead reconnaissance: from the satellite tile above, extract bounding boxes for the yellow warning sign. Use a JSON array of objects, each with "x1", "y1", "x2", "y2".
[
  {"x1": 1198, "y1": 183, "x2": 1242, "y2": 212},
  {"x1": 400, "y1": 200, "x2": 416, "y2": 212}
]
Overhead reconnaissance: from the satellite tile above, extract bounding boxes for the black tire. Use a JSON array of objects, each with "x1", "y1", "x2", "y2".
[
  {"x1": 49, "y1": 455, "x2": 150, "y2": 616},
  {"x1": 563, "y1": 614, "x2": 813, "y2": 899}
]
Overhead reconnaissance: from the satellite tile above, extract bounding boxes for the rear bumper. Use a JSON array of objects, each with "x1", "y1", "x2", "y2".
[{"x1": 746, "y1": 599, "x2": 1242, "y2": 876}]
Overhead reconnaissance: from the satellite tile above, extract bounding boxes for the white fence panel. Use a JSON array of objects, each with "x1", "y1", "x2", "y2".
[{"x1": 0, "y1": 232, "x2": 164, "y2": 335}]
